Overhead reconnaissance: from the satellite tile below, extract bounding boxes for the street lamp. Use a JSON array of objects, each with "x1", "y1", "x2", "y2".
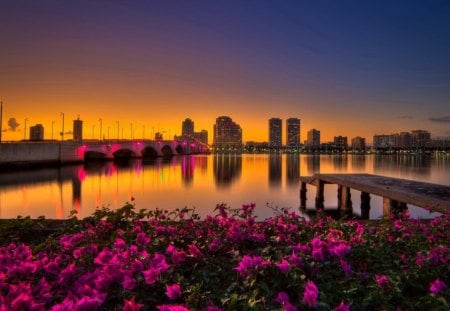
[
  {"x1": 99, "y1": 118, "x2": 103, "y2": 141},
  {"x1": 92, "y1": 125, "x2": 95, "y2": 139},
  {"x1": 108, "y1": 126, "x2": 110, "y2": 140},
  {"x1": 51, "y1": 121, "x2": 55, "y2": 140},
  {"x1": 24, "y1": 118, "x2": 28, "y2": 140},
  {"x1": 116, "y1": 121, "x2": 119, "y2": 141},
  {"x1": 60, "y1": 112, "x2": 64, "y2": 141},
  {"x1": 130, "y1": 123, "x2": 133, "y2": 140}
]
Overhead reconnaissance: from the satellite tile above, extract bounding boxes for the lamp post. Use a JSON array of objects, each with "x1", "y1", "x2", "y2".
[
  {"x1": 108, "y1": 126, "x2": 110, "y2": 141},
  {"x1": 60, "y1": 112, "x2": 64, "y2": 141},
  {"x1": 24, "y1": 118, "x2": 28, "y2": 140},
  {"x1": 130, "y1": 123, "x2": 133, "y2": 140},
  {"x1": 0, "y1": 101, "x2": 3, "y2": 143},
  {"x1": 116, "y1": 121, "x2": 119, "y2": 141},
  {"x1": 143, "y1": 125, "x2": 145, "y2": 140},
  {"x1": 51, "y1": 121, "x2": 55, "y2": 140},
  {"x1": 92, "y1": 125, "x2": 95, "y2": 139},
  {"x1": 99, "y1": 118, "x2": 103, "y2": 141}
]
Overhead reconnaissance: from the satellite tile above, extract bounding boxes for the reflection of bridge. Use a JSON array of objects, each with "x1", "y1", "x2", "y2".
[{"x1": 77, "y1": 140, "x2": 208, "y2": 160}]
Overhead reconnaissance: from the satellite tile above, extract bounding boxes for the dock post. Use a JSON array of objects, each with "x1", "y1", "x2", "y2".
[
  {"x1": 300, "y1": 182, "x2": 307, "y2": 209},
  {"x1": 383, "y1": 197, "x2": 392, "y2": 217},
  {"x1": 360, "y1": 192, "x2": 371, "y2": 220},
  {"x1": 340, "y1": 186, "x2": 352, "y2": 216},
  {"x1": 315, "y1": 180, "x2": 325, "y2": 209},
  {"x1": 337, "y1": 185, "x2": 342, "y2": 210}
]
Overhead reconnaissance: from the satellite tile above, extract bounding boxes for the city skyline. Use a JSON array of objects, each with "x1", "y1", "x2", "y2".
[{"x1": 1, "y1": 1, "x2": 450, "y2": 142}]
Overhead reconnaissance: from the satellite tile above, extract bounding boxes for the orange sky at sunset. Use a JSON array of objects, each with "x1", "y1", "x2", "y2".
[{"x1": 1, "y1": 1, "x2": 449, "y2": 144}]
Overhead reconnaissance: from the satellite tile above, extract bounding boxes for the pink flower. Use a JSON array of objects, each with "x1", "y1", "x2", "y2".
[
  {"x1": 234, "y1": 255, "x2": 264, "y2": 277},
  {"x1": 166, "y1": 283, "x2": 182, "y2": 300},
  {"x1": 375, "y1": 274, "x2": 389, "y2": 290},
  {"x1": 288, "y1": 252, "x2": 302, "y2": 267},
  {"x1": 94, "y1": 248, "x2": 113, "y2": 265},
  {"x1": 276, "y1": 259, "x2": 291, "y2": 273},
  {"x1": 157, "y1": 304, "x2": 189, "y2": 311},
  {"x1": 333, "y1": 300, "x2": 350, "y2": 311},
  {"x1": 188, "y1": 244, "x2": 203, "y2": 258},
  {"x1": 206, "y1": 306, "x2": 223, "y2": 311},
  {"x1": 275, "y1": 292, "x2": 297, "y2": 311},
  {"x1": 142, "y1": 268, "x2": 159, "y2": 285},
  {"x1": 429, "y1": 278, "x2": 447, "y2": 294},
  {"x1": 303, "y1": 280, "x2": 319, "y2": 307},
  {"x1": 136, "y1": 232, "x2": 151, "y2": 247},
  {"x1": 123, "y1": 298, "x2": 143, "y2": 311}
]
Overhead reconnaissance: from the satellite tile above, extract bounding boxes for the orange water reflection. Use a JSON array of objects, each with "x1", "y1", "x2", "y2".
[{"x1": 0, "y1": 154, "x2": 448, "y2": 220}]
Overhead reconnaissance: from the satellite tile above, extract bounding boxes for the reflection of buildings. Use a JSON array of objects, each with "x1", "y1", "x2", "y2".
[
  {"x1": 286, "y1": 118, "x2": 300, "y2": 147},
  {"x1": 373, "y1": 155, "x2": 431, "y2": 177},
  {"x1": 306, "y1": 155, "x2": 320, "y2": 175},
  {"x1": 351, "y1": 155, "x2": 366, "y2": 172},
  {"x1": 213, "y1": 154, "x2": 242, "y2": 187},
  {"x1": 332, "y1": 155, "x2": 348, "y2": 172},
  {"x1": 29, "y1": 124, "x2": 44, "y2": 141},
  {"x1": 286, "y1": 154, "x2": 300, "y2": 186},
  {"x1": 213, "y1": 116, "x2": 242, "y2": 150},
  {"x1": 269, "y1": 118, "x2": 282, "y2": 148},
  {"x1": 181, "y1": 156, "x2": 194, "y2": 185},
  {"x1": 269, "y1": 154, "x2": 282, "y2": 186}
]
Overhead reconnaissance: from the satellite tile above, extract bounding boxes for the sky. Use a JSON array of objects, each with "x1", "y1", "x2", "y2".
[{"x1": 1, "y1": 0, "x2": 450, "y2": 144}]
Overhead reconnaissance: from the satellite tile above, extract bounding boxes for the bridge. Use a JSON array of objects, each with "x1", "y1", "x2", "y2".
[{"x1": 0, "y1": 139, "x2": 209, "y2": 167}]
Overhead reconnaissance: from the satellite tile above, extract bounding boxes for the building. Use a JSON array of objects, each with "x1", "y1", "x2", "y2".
[
  {"x1": 396, "y1": 132, "x2": 412, "y2": 149},
  {"x1": 192, "y1": 130, "x2": 208, "y2": 145},
  {"x1": 351, "y1": 136, "x2": 366, "y2": 151},
  {"x1": 73, "y1": 118, "x2": 83, "y2": 142},
  {"x1": 182, "y1": 118, "x2": 194, "y2": 136},
  {"x1": 306, "y1": 129, "x2": 320, "y2": 150},
  {"x1": 286, "y1": 117, "x2": 300, "y2": 146},
  {"x1": 213, "y1": 116, "x2": 242, "y2": 150},
  {"x1": 411, "y1": 130, "x2": 431, "y2": 148},
  {"x1": 333, "y1": 135, "x2": 348, "y2": 152},
  {"x1": 373, "y1": 134, "x2": 396, "y2": 149},
  {"x1": 268, "y1": 118, "x2": 282, "y2": 148},
  {"x1": 29, "y1": 124, "x2": 44, "y2": 141}
]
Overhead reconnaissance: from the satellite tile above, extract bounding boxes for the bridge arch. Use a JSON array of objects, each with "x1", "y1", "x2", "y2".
[
  {"x1": 113, "y1": 149, "x2": 137, "y2": 159},
  {"x1": 175, "y1": 144, "x2": 185, "y2": 155},
  {"x1": 141, "y1": 146, "x2": 158, "y2": 158},
  {"x1": 84, "y1": 151, "x2": 107, "y2": 160},
  {"x1": 161, "y1": 145, "x2": 174, "y2": 157}
]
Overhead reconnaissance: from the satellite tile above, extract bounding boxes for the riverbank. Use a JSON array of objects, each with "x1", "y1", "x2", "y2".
[{"x1": 0, "y1": 204, "x2": 448, "y2": 310}]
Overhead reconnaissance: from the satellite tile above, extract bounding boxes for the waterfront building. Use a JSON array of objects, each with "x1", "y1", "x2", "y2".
[
  {"x1": 73, "y1": 118, "x2": 83, "y2": 142},
  {"x1": 396, "y1": 132, "x2": 412, "y2": 149},
  {"x1": 351, "y1": 136, "x2": 366, "y2": 151},
  {"x1": 192, "y1": 130, "x2": 208, "y2": 145},
  {"x1": 29, "y1": 124, "x2": 44, "y2": 141},
  {"x1": 411, "y1": 130, "x2": 431, "y2": 148},
  {"x1": 306, "y1": 129, "x2": 320, "y2": 150},
  {"x1": 268, "y1": 118, "x2": 282, "y2": 148},
  {"x1": 213, "y1": 116, "x2": 242, "y2": 150},
  {"x1": 333, "y1": 135, "x2": 348, "y2": 152},
  {"x1": 286, "y1": 117, "x2": 300, "y2": 146},
  {"x1": 182, "y1": 118, "x2": 194, "y2": 136},
  {"x1": 373, "y1": 134, "x2": 396, "y2": 149}
]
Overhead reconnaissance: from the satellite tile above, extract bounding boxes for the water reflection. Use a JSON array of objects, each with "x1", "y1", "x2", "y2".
[
  {"x1": 269, "y1": 155, "x2": 282, "y2": 187},
  {"x1": 286, "y1": 154, "x2": 300, "y2": 186},
  {"x1": 0, "y1": 154, "x2": 448, "y2": 220},
  {"x1": 213, "y1": 155, "x2": 242, "y2": 187}
]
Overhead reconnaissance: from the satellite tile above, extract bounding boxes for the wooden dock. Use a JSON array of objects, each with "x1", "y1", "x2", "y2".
[{"x1": 299, "y1": 174, "x2": 450, "y2": 217}]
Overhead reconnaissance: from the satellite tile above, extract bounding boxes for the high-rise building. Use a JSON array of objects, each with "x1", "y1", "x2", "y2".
[
  {"x1": 213, "y1": 116, "x2": 242, "y2": 149},
  {"x1": 411, "y1": 130, "x2": 431, "y2": 148},
  {"x1": 29, "y1": 124, "x2": 44, "y2": 141},
  {"x1": 182, "y1": 118, "x2": 194, "y2": 136},
  {"x1": 351, "y1": 136, "x2": 366, "y2": 151},
  {"x1": 373, "y1": 134, "x2": 396, "y2": 149},
  {"x1": 73, "y1": 118, "x2": 83, "y2": 142},
  {"x1": 286, "y1": 118, "x2": 300, "y2": 146},
  {"x1": 333, "y1": 136, "x2": 348, "y2": 151},
  {"x1": 268, "y1": 118, "x2": 282, "y2": 148},
  {"x1": 306, "y1": 129, "x2": 320, "y2": 149},
  {"x1": 396, "y1": 132, "x2": 412, "y2": 149}
]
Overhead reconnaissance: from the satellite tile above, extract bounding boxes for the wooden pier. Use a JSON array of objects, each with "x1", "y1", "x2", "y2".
[{"x1": 299, "y1": 174, "x2": 450, "y2": 217}]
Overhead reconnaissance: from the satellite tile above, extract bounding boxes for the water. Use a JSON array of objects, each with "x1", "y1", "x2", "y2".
[{"x1": 0, "y1": 154, "x2": 448, "y2": 220}]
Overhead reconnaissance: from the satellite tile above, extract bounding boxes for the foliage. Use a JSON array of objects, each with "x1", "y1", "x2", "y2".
[{"x1": 0, "y1": 203, "x2": 448, "y2": 310}]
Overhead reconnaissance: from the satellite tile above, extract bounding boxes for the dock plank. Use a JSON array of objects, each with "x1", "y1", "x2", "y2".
[{"x1": 299, "y1": 174, "x2": 450, "y2": 214}]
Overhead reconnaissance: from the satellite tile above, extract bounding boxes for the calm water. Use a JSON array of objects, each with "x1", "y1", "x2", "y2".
[{"x1": 0, "y1": 154, "x2": 448, "y2": 220}]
